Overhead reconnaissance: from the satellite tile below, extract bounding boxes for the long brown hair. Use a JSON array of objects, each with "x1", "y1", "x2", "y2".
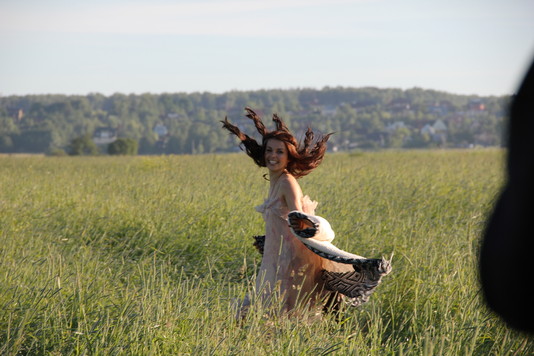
[{"x1": 221, "y1": 107, "x2": 332, "y2": 178}]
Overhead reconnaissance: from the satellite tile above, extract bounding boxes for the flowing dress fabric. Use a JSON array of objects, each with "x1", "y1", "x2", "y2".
[{"x1": 255, "y1": 174, "x2": 352, "y2": 312}]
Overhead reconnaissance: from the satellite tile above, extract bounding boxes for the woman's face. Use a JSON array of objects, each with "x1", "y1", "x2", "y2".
[{"x1": 265, "y1": 139, "x2": 289, "y2": 173}]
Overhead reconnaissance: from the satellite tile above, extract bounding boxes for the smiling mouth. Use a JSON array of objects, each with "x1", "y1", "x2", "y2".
[{"x1": 268, "y1": 160, "x2": 278, "y2": 165}]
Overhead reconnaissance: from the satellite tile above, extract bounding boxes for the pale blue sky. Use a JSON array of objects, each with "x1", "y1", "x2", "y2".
[{"x1": 1, "y1": 0, "x2": 533, "y2": 96}]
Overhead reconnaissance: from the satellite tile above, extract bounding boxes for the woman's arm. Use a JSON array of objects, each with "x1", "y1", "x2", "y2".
[{"x1": 280, "y1": 174, "x2": 304, "y2": 212}]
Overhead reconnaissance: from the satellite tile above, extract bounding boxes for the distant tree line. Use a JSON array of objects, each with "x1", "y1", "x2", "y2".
[{"x1": 0, "y1": 87, "x2": 510, "y2": 155}]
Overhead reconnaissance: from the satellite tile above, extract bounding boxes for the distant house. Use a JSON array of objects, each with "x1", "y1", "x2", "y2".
[
  {"x1": 466, "y1": 99, "x2": 486, "y2": 113},
  {"x1": 427, "y1": 100, "x2": 455, "y2": 115},
  {"x1": 433, "y1": 119, "x2": 447, "y2": 133},
  {"x1": 320, "y1": 105, "x2": 337, "y2": 116},
  {"x1": 421, "y1": 119, "x2": 447, "y2": 143},
  {"x1": 165, "y1": 112, "x2": 188, "y2": 121},
  {"x1": 421, "y1": 124, "x2": 435, "y2": 136},
  {"x1": 385, "y1": 121, "x2": 408, "y2": 133},
  {"x1": 351, "y1": 98, "x2": 380, "y2": 109},
  {"x1": 7, "y1": 108, "x2": 24, "y2": 121},
  {"x1": 387, "y1": 98, "x2": 411, "y2": 112},
  {"x1": 15, "y1": 108, "x2": 24, "y2": 120},
  {"x1": 153, "y1": 123, "x2": 168, "y2": 139},
  {"x1": 93, "y1": 127, "x2": 117, "y2": 145},
  {"x1": 166, "y1": 113, "x2": 181, "y2": 119}
]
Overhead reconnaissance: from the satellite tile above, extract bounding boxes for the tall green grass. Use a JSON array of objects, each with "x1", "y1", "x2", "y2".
[{"x1": 1, "y1": 150, "x2": 531, "y2": 355}]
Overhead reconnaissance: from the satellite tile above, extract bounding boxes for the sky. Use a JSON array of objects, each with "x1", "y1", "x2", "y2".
[{"x1": 1, "y1": 0, "x2": 534, "y2": 97}]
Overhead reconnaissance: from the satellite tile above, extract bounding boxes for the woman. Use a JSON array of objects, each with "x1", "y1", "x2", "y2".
[{"x1": 222, "y1": 108, "x2": 390, "y2": 317}]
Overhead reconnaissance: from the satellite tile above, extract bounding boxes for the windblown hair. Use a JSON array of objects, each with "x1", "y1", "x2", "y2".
[{"x1": 221, "y1": 107, "x2": 332, "y2": 178}]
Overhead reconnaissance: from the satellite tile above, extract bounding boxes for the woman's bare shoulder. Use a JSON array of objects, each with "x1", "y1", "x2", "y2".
[
  {"x1": 279, "y1": 171, "x2": 298, "y2": 184},
  {"x1": 279, "y1": 172, "x2": 302, "y2": 194}
]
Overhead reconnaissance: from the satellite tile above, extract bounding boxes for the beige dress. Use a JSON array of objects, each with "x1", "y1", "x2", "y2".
[{"x1": 254, "y1": 173, "x2": 352, "y2": 313}]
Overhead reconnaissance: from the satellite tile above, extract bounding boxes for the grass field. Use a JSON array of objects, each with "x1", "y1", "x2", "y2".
[{"x1": 1, "y1": 150, "x2": 532, "y2": 355}]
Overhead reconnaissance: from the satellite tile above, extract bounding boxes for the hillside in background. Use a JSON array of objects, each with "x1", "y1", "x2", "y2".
[{"x1": 0, "y1": 87, "x2": 509, "y2": 155}]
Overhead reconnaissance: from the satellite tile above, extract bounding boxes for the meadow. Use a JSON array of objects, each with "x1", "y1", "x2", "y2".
[{"x1": 1, "y1": 150, "x2": 532, "y2": 355}]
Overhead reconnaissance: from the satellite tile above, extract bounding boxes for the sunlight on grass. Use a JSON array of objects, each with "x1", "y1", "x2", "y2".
[{"x1": 1, "y1": 150, "x2": 532, "y2": 355}]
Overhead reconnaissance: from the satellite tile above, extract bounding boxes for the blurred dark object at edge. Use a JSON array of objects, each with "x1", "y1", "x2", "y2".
[{"x1": 480, "y1": 58, "x2": 534, "y2": 334}]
